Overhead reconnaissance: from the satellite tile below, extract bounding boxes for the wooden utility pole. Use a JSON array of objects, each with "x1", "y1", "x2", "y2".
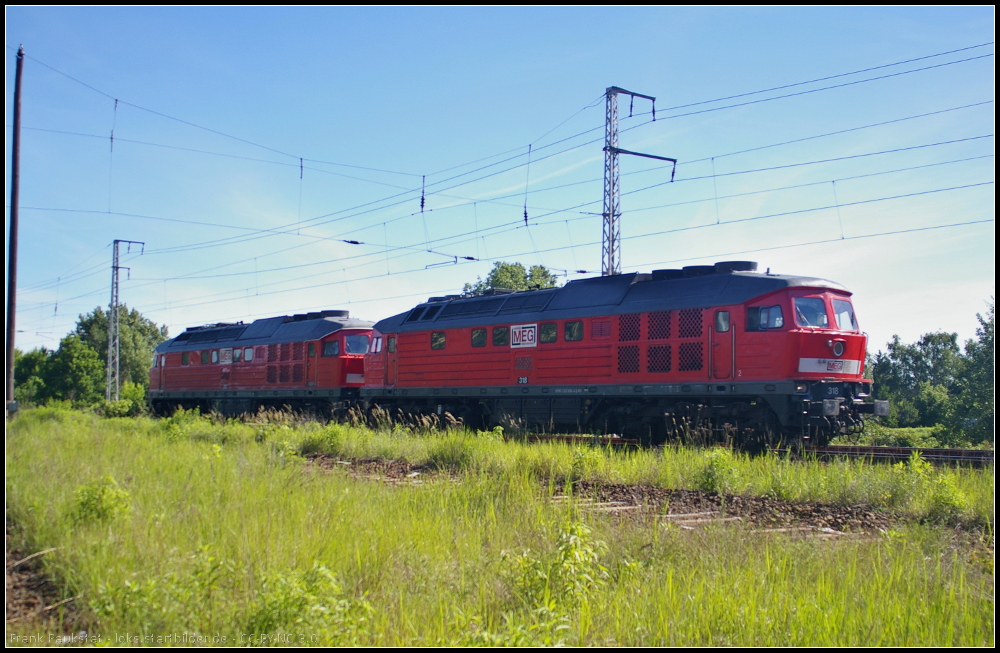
[{"x1": 6, "y1": 45, "x2": 24, "y2": 413}]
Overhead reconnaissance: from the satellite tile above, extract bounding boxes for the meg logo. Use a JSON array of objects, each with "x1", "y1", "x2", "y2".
[{"x1": 510, "y1": 323, "x2": 537, "y2": 348}]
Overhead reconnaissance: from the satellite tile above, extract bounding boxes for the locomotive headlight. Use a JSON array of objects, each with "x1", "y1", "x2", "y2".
[
  {"x1": 794, "y1": 382, "x2": 808, "y2": 394},
  {"x1": 832, "y1": 341, "x2": 845, "y2": 357}
]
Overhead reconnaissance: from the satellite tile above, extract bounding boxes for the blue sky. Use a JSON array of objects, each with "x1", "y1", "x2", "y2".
[{"x1": 5, "y1": 7, "x2": 995, "y2": 357}]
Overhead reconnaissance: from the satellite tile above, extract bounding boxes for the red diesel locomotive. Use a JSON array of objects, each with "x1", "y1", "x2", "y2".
[
  {"x1": 149, "y1": 310, "x2": 373, "y2": 415},
  {"x1": 362, "y1": 262, "x2": 888, "y2": 445}
]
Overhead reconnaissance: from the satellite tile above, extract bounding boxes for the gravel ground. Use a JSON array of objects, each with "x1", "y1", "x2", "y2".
[
  {"x1": 307, "y1": 455, "x2": 898, "y2": 532},
  {"x1": 571, "y1": 481, "x2": 897, "y2": 532},
  {"x1": 5, "y1": 522, "x2": 81, "y2": 640}
]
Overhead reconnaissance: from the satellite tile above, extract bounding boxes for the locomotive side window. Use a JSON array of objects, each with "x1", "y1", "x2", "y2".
[
  {"x1": 565, "y1": 321, "x2": 583, "y2": 342},
  {"x1": 323, "y1": 341, "x2": 340, "y2": 356},
  {"x1": 370, "y1": 338, "x2": 381, "y2": 354},
  {"x1": 233, "y1": 348, "x2": 243, "y2": 363},
  {"x1": 201, "y1": 351, "x2": 210, "y2": 364},
  {"x1": 387, "y1": 336, "x2": 396, "y2": 353},
  {"x1": 244, "y1": 347, "x2": 254, "y2": 362},
  {"x1": 832, "y1": 299, "x2": 858, "y2": 331},
  {"x1": 493, "y1": 326, "x2": 509, "y2": 346},
  {"x1": 345, "y1": 335, "x2": 370, "y2": 354},
  {"x1": 308, "y1": 342, "x2": 316, "y2": 357},
  {"x1": 715, "y1": 311, "x2": 730, "y2": 333},
  {"x1": 766, "y1": 306, "x2": 783, "y2": 329},
  {"x1": 540, "y1": 323, "x2": 557, "y2": 343},
  {"x1": 747, "y1": 305, "x2": 784, "y2": 331},
  {"x1": 471, "y1": 328, "x2": 487, "y2": 347},
  {"x1": 793, "y1": 297, "x2": 829, "y2": 328},
  {"x1": 182, "y1": 352, "x2": 190, "y2": 365},
  {"x1": 431, "y1": 331, "x2": 446, "y2": 350},
  {"x1": 211, "y1": 350, "x2": 219, "y2": 364}
]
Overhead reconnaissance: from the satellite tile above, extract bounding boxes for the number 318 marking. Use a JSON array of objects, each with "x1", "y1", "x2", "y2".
[{"x1": 517, "y1": 377, "x2": 528, "y2": 384}]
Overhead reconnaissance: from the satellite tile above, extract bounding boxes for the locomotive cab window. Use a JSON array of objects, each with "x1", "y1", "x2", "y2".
[
  {"x1": 747, "y1": 305, "x2": 784, "y2": 331},
  {"x1": 793, "y1": 297, "x2": 829, "y2": 328},
  {"x1": 182, "y1": 352, "x2": 189, "y2": 365},
  {"x1": 345, "y1": 335, "x2": 370, "y2": 354},
  {"x1": 564, "y1": 321, "x2": 583, "y2": 342},
  {"x1": 540, "y1": 323, "x2": 557, "y2": 343},
  {"x1": 233, "y1": 348, "x2": 243, "y2": 363},
  {"x1": 431, "y1": 331, "x2": 446, "y2": 350},
  {"x1": 323, "y1": 340, "x2": 340, "y2": 357},
  {"x1": 471, "y1": 328, "x2": 487, "y2": 347},
  {"x1": 832, "y1": 299, "x2": 858, "y2": 331},
  {"x1": 715, "y1": 311, "x2": 730, "y2": 333},
  {"x1": 493, "y1": 326, "x2": 509, "y2": 346}
]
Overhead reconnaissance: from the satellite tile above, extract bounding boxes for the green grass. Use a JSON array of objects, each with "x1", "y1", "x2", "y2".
[{"x1": 6, "y1": 407, "x2": 994, "y2": 646}]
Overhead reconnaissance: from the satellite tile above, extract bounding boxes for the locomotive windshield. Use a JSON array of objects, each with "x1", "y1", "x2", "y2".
[
  {"x1": 832, "y1": 299, "x2": 859, "y2": 331},
  {"x1": 344, "y1": 334, "x2": 370, "y2": 354},
  {"x1": 793, "y1": 297, "x2": 829, "y2": 328}
]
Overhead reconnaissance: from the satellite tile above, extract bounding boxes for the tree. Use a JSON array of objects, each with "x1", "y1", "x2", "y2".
[
  {"x1": 949, "y1": 299, "x2": 994, "y2": 444},
  {"x1": 13, "y1": 347, "x2": 50, "y2": 405},
  {"x1": 462, "y1": 262, "x2": 560, "y2": 296},
  {"x1": 869, "y1": 299, "x2": 995, "y2": 444},
  {"x1": 74, "y1": 305, "x2": 168, "y2": 389},
  {"x1": 43, "y1": 334, "x2": 105, "y2": 405},
  {"x1": 870, "y1": 332, "x2": 962, "y2": 427}
]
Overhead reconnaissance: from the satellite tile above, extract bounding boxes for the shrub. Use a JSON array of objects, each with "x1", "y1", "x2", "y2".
[
  {"x1": 91, "y1": 578, "x2": 162, "y2": 632},
  {"x1": 505, "y1": 521, "x2": 608, "y2": 609},
  {"x1": 570, "y1": 448, "x2": 603, "y2": 481},
  {"x1": 925, "y1": 475, "x2": 970, "y2": 523},
  {"x1": 245, "y1": 563, "x2": 373, "y2": 645},
  {"x1": 73, "y1": 476, "x2": 131, "y2": 523},
  {"x1": 697, "y1": 449, "x2": 739, "y2": 493},
  {"x1": 120, "y1": 381, "x2": 148, "y2": 416},
  {"x1": 100, "y1": 399, "x2": 134, "y2": 418}
]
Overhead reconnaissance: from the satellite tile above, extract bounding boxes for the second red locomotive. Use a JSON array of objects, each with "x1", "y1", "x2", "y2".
[{"x1": 149, "y1": 310, "x2": 373, "y2": 416}]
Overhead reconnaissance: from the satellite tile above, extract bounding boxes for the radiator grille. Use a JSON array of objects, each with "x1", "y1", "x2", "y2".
[
  {"x1": 647, "y1": 345, "x2": 672, "y2": 373},
  {"x1": 617, "y1": 345, "x2": 640, "y2": 374}
]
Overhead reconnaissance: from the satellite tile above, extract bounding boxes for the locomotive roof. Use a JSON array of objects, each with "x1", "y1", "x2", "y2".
[
  {"x1": 374, "y1": 269, "x2": 849, "y2": 334},
  {"x1": 155, "y1": 311, "x2": 373, "y2": 353}
]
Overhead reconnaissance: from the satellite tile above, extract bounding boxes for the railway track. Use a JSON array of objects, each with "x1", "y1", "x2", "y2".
[
  {"x1": 525, "y1": 433, "x2": 639, "y2": 446},
  {"x1": 783, "y1": 445, "x2": 994, "y2": 467},
  {"x1": 521, "y1": 435, "x2": 993, "y2": 467}
]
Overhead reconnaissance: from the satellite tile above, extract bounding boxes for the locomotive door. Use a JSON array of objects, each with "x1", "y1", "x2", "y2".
[
  {"x1": 308, "y1": 342, "x2": 319, "y2": 385},
  {"x1": 712, "y1": 310, "x2": 734, "y2": 379},
  {"x1": 386, "y1": 335, "x2": 397, "y2": 386}
]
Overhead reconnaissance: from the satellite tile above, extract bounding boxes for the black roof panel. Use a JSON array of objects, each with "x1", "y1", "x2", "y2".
[
  {"x1": 156, "y1": 314, "x2": 373, "y2": 354},
  {"x1": 373, "y1": 271, "x2": 849, "y2": 334}
]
